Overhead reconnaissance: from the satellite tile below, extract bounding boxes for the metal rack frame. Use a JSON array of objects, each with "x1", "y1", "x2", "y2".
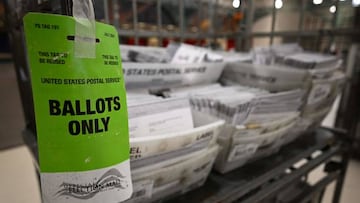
[
  {"x1": 103, "y1": 0, "x2": 359, "y2": 51},
  {"x1": 5, "y1": 0, "x2": 358, "y2": 140},
  {"x1": 165, "y1": 127, "x2": 349, "y2": 203},
  {"x1": 3, "y1": 1, "x2": 355, "y2": 203},
  {"x1": 21, "y1": 125, "x2": 350, "y2": 203}
]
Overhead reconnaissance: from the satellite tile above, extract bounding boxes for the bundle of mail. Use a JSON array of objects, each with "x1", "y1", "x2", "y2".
[
  {"x1": 251, "y1": 43, "x2": 345, "y2": 130},
  {"x1": 121, "y1": 42, "x2": 345, "y2": 200},
  {"x1": 120, "y1": 45, "x2": 171, "y2": 63},
  {"x1": 279, "y1": 53, "x2": 345, "y2": 130},
  {"x1": 215, "y1": 45, "x2": 345, "y2": 173},
  {"x1": 125, "y1": 91, "x2": 224, "y2": 202},
  {"x1": 214, "y1": 50, "x2": 252, "y2": 63},
  {"x1": 120, "y1": 43, "x2": 228, "y2": 201},
  {"x1": 120, "y1": 43, "x2": 226, "y2": 89},
  {"x1": 164, "y1": 82, "x2": 304, "y2": 173},
  {"x1": 252, "y1": 43, "x2": 303, "y2": 65}
]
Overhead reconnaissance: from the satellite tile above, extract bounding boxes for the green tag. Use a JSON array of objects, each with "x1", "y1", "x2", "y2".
[{"x1": 24, "y1": 13, "x2": 132, "y2": 202}]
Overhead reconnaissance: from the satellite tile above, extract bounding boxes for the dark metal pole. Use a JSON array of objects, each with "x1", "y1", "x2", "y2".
[
  {"x1": 332, "y1": 45, "x2": 360, "y2": 203},
  {"x1": 112, "y1": 0, "x2": 120, "y2": 30},
  {"x1": 132, "y1": 0, "x2": 139, "y2": 45},
  {"x1": 61, "y1": 0, "x2": 73, "y2": 16},
  {"x1": 270, "y1": 0, "x2": 277, "y2": 45},
  {"x1": 157, "y1": 0, "x2": 163, "y2": 46},
  {"x1": 332, "y1": 0, "x2": 340, "y2": 30},
  {"x1": 213, "y1": 0, "x2": 219, "y2": 47},
  {"x1": 179, "y1": 0, "x2": 185, "y2": 42},
  {"x1": 244, "y1": 0, "x2": 255, "y2": 51},
  {"x1": 332, "y1": 153, "x2": 350, "y2": 203},
  {"x1": 330, "y1": 0, "x2": 340, "y2": 47},
  {"x1": 208, "y1": 0, "x2": 214, "y2": 45},
  {"x1": 103, "y1": 0, "x2": 110, "y2": 24},
  {"x1": 297, "y1": 0, "x2": 306, "y2": 44},
  {"x1": 197, "y1": 1, "x2": 204, "y2": 45},
  {"x1": 235, "y1": 0, "x2": 243, "y2": 51}
]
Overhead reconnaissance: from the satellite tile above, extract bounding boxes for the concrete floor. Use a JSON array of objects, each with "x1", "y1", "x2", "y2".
[
  {"x1": 0, "y1": 63, "x2": 25, "y2": 149},
  {"x1": 0, "y1": 63, "x2": 359, "y2": 203}
]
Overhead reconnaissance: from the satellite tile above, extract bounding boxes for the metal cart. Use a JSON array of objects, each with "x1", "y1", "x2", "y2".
[{"x1": 4, "y1": 0, "x2": 357, "y2": 202}]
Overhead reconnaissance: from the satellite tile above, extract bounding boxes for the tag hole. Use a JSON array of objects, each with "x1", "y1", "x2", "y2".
[{"x1": 67, "y1": 35, "x2": 100, "y2": 43}]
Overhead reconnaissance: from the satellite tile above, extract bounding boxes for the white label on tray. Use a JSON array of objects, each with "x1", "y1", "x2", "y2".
[
  {"x1": 307, "y1": 83, "x2": 332, "y2": 105},
  {"x1": 124, "y1": 180, "x2": 154, "y2": 203},
  {"x1": 233, "y1": 129, "x2": 261, "y2": 138},
  {"x1": 129, "y1": 107, "x2": 193, "y2": 138},
  {"x1": 227, "y1": 144, "x2": 259, "y2": 162},
  {"x1": 129, "y1": 128, "x2": 214, "y2": 161},
  {"x1": 186, "y1": 158, "x2": 216, "y2": 187},
  {"x1": 152, "y1": 180, "x2": 181, "y2": 195},
  {"x1": 171, "y1": 44, "x2": 207, "y2": 64}
]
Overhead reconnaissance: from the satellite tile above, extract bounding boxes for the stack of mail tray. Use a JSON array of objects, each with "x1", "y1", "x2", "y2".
[
  {"x1": 166, "y1": 83, "x2": 303, "y2": 173},
  {"x1": 213, "y1": 61, "x2": 308, "y2": 173},
  {"x1": 279, "y1": 52, "x2": 345, "y2": 129},
  {"x1": 221, "y1": 47, "x2": 345, "y2": 162},
  {"x1": 125, "y1": 92, "x2": 224, "y2": 202},
  {"x1": 250, "y1": 44, "x2": 345, "y2": 131},
  {"x1": 120, "y1": 44, "x2": 226, "y2": 90},
  {"x1": 120, "y1": 43, "x2": 229, "y2": 201}
]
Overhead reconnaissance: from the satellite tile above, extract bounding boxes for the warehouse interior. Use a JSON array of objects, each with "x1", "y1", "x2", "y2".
[{"x1": 0, "y1": 0, "x2": 360, "y2": 203}]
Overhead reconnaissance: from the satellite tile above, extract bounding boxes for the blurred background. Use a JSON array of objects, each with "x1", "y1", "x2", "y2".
[{"x1": 0, "y1": 0, "x2": 359, "y2": 203}]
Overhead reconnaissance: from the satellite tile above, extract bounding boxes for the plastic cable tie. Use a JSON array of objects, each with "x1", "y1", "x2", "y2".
[{"x1": 73, "y1": 0, "x2": 96, "y2": 58}]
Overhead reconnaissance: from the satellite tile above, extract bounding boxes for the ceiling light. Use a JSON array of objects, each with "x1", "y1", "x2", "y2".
[
  {"x1": 329, "y1": 5, "x2": 337, "y2": 13},
  {"x1": 353, "y1": 0, "x2": 360, "y2": 6},
  {"x1": 232, "y1": 0, "x2": 240, "y2": 8},
  {"x1": 275, "y1": 0, "x2": 283, "y2": 9},
  {"x1": 313, "y1": 0, "x2": 323, "y2": 5}
]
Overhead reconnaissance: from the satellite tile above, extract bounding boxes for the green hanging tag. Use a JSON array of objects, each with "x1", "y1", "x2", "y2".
[{"x1": 23, "y1": 12, "x2": 132, "y2": 202}]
